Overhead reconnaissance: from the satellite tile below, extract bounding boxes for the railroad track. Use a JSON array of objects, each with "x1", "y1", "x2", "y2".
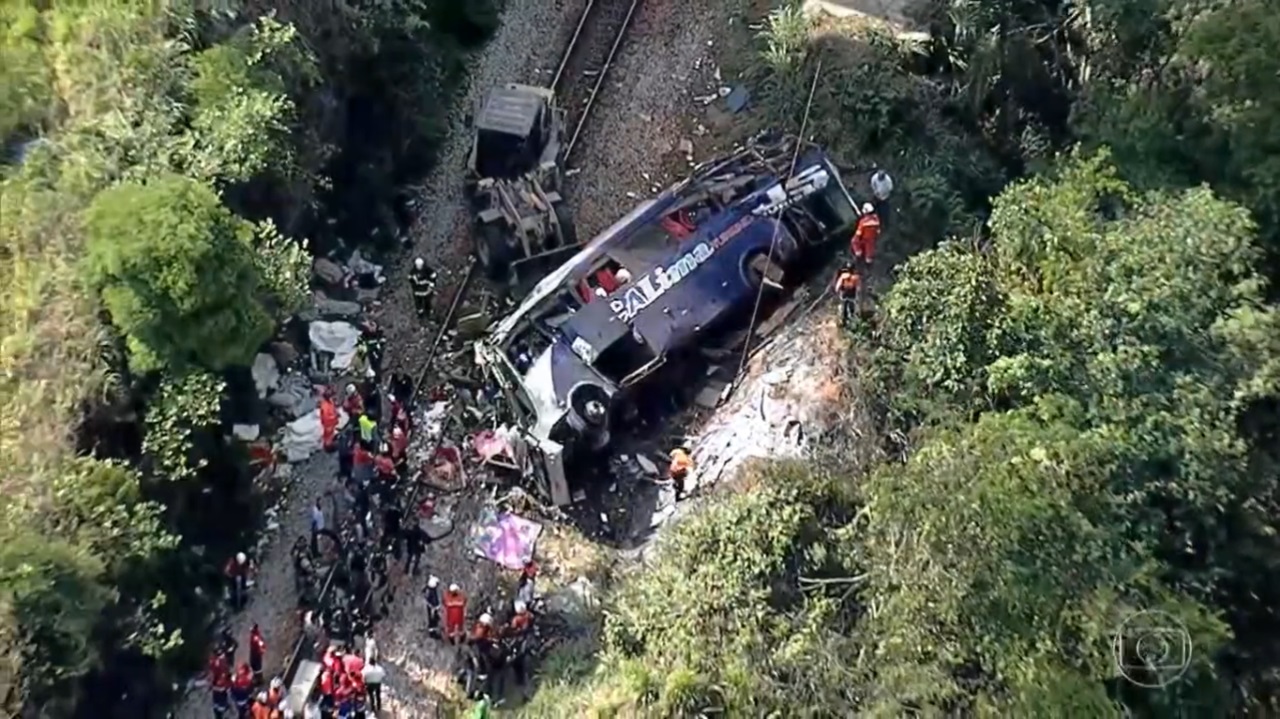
[{"x1": 554, "y1": 0, "x2": 642, "y2": 160}]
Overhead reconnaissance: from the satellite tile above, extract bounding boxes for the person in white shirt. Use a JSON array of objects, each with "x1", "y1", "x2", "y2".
[
  {"x1": 362, "y1": 660, "x2": 386, "y2": 713},
  {"x1": 870, "y1": 169, "x2": 893, "y2": 201}
]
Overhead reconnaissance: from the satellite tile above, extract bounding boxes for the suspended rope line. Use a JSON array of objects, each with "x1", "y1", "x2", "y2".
[{"x1": 735, "y1": 58, "x2": 824, "y2": 380}]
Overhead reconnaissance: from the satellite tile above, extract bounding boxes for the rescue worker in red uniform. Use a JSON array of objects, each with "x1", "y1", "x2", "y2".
[
  {"x1": 504, "y1": 601, "x2": 535, "y2": 690},
  {"x1": 230, "y1": 663, "x2": 253, "y2": 718},
  {"x1": 834, "y1": 266, "x2": 862, "y2": 328},
  {"x1": 851, "y1": 203, "x2": 881, "y2": 268},
  {"x1": 209, "y1": 652, "x2": 232, "y2": 718},
  {"x1": 444, "y1": 583, "x2": 467, "y2": 644},
  {"x1": 248, "y1": 624, "x2": 266, "y2": 685},
  {"x1": 469, "y1": 613, "x2": 499, "y2": 699},
  {"x1": 318, "y1": 665, "x2": 336, "y2": 715},
  {"x1": 249, "y1": 691, "x2": 271, "y2": 719},
  {"x1": 224, "y1": 552, "x2": 253, "y2": 611},
  {"x1": 342, "y1": 384, "x2": 365, "y2": 420},
  {"x1": 669, "y1": 448, "x2": 694, "y2": 500}
]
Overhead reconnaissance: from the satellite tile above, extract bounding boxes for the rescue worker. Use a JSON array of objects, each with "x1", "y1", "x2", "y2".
[
  {"x1": 834, "y1": 265, "x2": 861, "y2": 328},
  {"x1": 217, "y1": 628, "x2": 239, "y2": 670},
  {"x1": 851, "y1": 203, "x2": 881, "y2": 268},
  {"x1": 389, "y1": 394, "x2": 412, "y2": 434},
  {"x1": 389, "y1": 371, "x2": 414, "y2": 407},
  {"x1": 389, "y1": 425, "x2": 409, "y2": 472},
  {"x1": 335, "y1": 672, "x2": 357, "y2": 719},
  {"x1": 470, "y1": 613, "x2": 498, "y2": 699},
  {"x1": 319, "y1": 392, "x2": 339, "y2": 451},
  {"x1": 318, "y1": 665, "x2": 336, "y2": 716},
  {"x1": 444, "y1": 583, "x2": 467, "y2": 644},
  {"x1": 360, "y1": 319, "x2": 386, "y2": 379},
  {"x1": 342, "y1": 384, "x2": 364, "y2": 421},
  {"x1": 361, "y1": 371, "x2": 383, "y2": 422},
  {"x1": 357, "y1": 412, "x2": 378, "y2": 449},
  {"x1": 669, "y1": 447, "x2": 694, "y2": 500},
  {"x1": 382, "y1": 497, "x2": 404, "y2": 561},
  {"x1": 336, "y1": 426, "x2": 355, "y2": 480},
  {"x1": 209, "y1": 652, "x2": 232, "y2": 718},
  {"x1": 505, "y1": 601, "x2": 534, "y2": 689},
  {"x1": 250, "y1": 691, "x2": 271, "y2": 719},
  {"x1": 266, "y1": 677, "x2": 285, "y2": 714},
  {"x1": 248, "y1": 623, "x2": 267, "y2": 685},
  {"x1": 352, "y1": 441, "x2": 374, "y2": 488},
  {"x1": 408, "y1": 257, "x2": 436, "y2": 318},
  {"x1": 230, "y1": 663, "x2": 253, "y2": 718},
  {"x1": 424, "y1": 576, "x2": 443, "y2": 638},
  {"x1": 224, "y1": 552, "x2": 254, "y2": 610}
]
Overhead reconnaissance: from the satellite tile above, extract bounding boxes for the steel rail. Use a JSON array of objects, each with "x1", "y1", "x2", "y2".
[
  {"x1": 550, "y1": 0, "x2": 599, "y2": 93},
  {"x1": 563, "y1": 0, "x2": 642, "y2": 160}
]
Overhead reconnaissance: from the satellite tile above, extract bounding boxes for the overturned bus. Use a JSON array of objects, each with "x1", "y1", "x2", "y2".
[{"x1": 474, "y1": 134, "x2": 863, "y2": 505}]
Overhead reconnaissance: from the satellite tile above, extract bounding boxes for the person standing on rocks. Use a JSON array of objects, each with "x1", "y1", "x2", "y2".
[
  {"x1": 319, "y1": 390, "x2": 339, "y2": 451},
  {"x1": 668, "y1": 447, "x2": 695, "y2": 500},
  {"x1": 408, "y1": 257, "x2": 437, "y2": 319},
  {"x1": 834, "y1": 265, "x2": 862, "y2": 328},
  {"x1": 851, "y1": 203, "x2": 881, "y2": 271},
  {"x1": 209, "y1": 651, "x2": 232, "y2": 718}
]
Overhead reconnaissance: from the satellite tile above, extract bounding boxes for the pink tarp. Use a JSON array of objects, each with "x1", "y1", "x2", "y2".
[{"x1": 468, "y1": 507, "x2": 542, "y2": 570}]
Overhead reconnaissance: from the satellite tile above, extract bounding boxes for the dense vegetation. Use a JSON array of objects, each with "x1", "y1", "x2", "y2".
[
  {"x1": 521, "y1": 0, "x2": 1280, "y2": 716},
  {"x1": 0, "y1": 0, "x2": 497, "y2": 715}
]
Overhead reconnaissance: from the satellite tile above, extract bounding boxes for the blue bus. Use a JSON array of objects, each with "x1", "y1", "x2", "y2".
[{"x1": 474, "y1": 134, "x2": 863, "y2": 504}]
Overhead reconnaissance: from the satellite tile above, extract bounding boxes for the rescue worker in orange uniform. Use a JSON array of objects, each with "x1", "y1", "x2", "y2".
[
  {"x1": 469, "y1": 613, "x2": 499, "y2": 699},
  {"x1": 669, "y1": 447, "x2": 694, "y2": 500},
  {"x1": 265, "y1": 677, "x2": 285, "y2": 715},
  {"x1": 319, "y1": 392, "x2": 339, "y2": 450},
  {"x1": 250, "y1": 691, "x2": 272, "y2": 719},
  {"x1": 444, "y1": 583, "x2": 468, "y2": 644},
  {"x1": 834, "y1": 266, "x2": 862, "y2": 328},
  {"x1": 851, "y1": 203, "x2": 881, "y2": 268}
]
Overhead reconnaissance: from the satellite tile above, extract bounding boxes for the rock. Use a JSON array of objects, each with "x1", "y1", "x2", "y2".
[
  {"x1": 634, "y1": 454, "x2": 659, "y2": 476},
  {"x1": 313, "y1": 257, "x2": 346, "y2": 285},
  {"x1": 677, "y1": 138, "x2": 694, "y2": 155}
]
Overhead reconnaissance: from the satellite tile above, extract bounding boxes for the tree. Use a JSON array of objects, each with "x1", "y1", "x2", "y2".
[
  {"x1": 83, "y1": 175, "x2": 275, "y2": 373},
  {"x1": 865, "y1": 152, "x2": 1280, "y2": 712}
]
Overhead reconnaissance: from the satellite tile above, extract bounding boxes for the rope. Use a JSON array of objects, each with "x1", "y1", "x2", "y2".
[{"x1": 735, "y1": 59, "x2": 825, "y2": 380}]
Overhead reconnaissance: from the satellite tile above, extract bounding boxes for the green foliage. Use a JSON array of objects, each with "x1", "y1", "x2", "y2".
[
  {"x1": 142, "y1": 371, "x2": 228, "y2": 481},
  {"x1": 863, "y1": 153, "x2": 1280, "y2": 713},
  {"x1": 750, "y1": 12, "x2": 1004, "y2": 251},
  {"x1": 83, "y1": 175, "x2": 274, "y2": 372}
]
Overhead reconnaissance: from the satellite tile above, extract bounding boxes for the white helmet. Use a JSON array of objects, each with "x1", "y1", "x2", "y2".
[
  {"x1": 479, "y1": 613, "x2": 493, "y2": 625},
  {"x1": 414, "y1": 257, "x2": 425, "y2": 269},
  {"x1": 449, "y1": 583, "x2": 460, "y2": 593},
  {"x1": 615, "y1": 268, "x2": 632, "y2": 284},
  {"x1": 346, "y1": 383, "x2": 357, "y2": 394},
  {"x1": 862, "y1": 202, "x2": 875, "y2": 214},
  {"x1": 514, "y1": 601, "x2": 527, "y2": 614},
  {"x1": 270, "y1": 677, "x2": 283, "y2": 690},
  {"x1": 428, "y1": 576, "x2": 439, "y2": 588},
  {"x1": 257, "y1": 692, "x2": 267, "y2": 702},
  {"x1": 365, "y1": 367, "x2": 376, "y2": 379},
  {"x1": 235, "y1": 552, "x2": 247, "y2": 564}
]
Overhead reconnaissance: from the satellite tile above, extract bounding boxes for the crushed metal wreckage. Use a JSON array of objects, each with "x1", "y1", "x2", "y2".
[{"x1": 471, "y1": 132, "x2": 867, "y2": 506}]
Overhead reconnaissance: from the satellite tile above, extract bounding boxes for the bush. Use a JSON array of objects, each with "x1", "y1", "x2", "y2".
[{"x1": 83, "y1": 175, "x2": 275, "y2": 373}]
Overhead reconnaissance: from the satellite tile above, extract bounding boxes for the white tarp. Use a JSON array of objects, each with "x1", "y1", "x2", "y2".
[
  {"x1": 252, "y1": 353, "x2": 280, "y2": 398},
  {"x1": 309, "y1": 320, "x2": 360, "y2": 369},
  {"x1": 281, "y1": 410, "x2": 323, "y2": 463}
]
